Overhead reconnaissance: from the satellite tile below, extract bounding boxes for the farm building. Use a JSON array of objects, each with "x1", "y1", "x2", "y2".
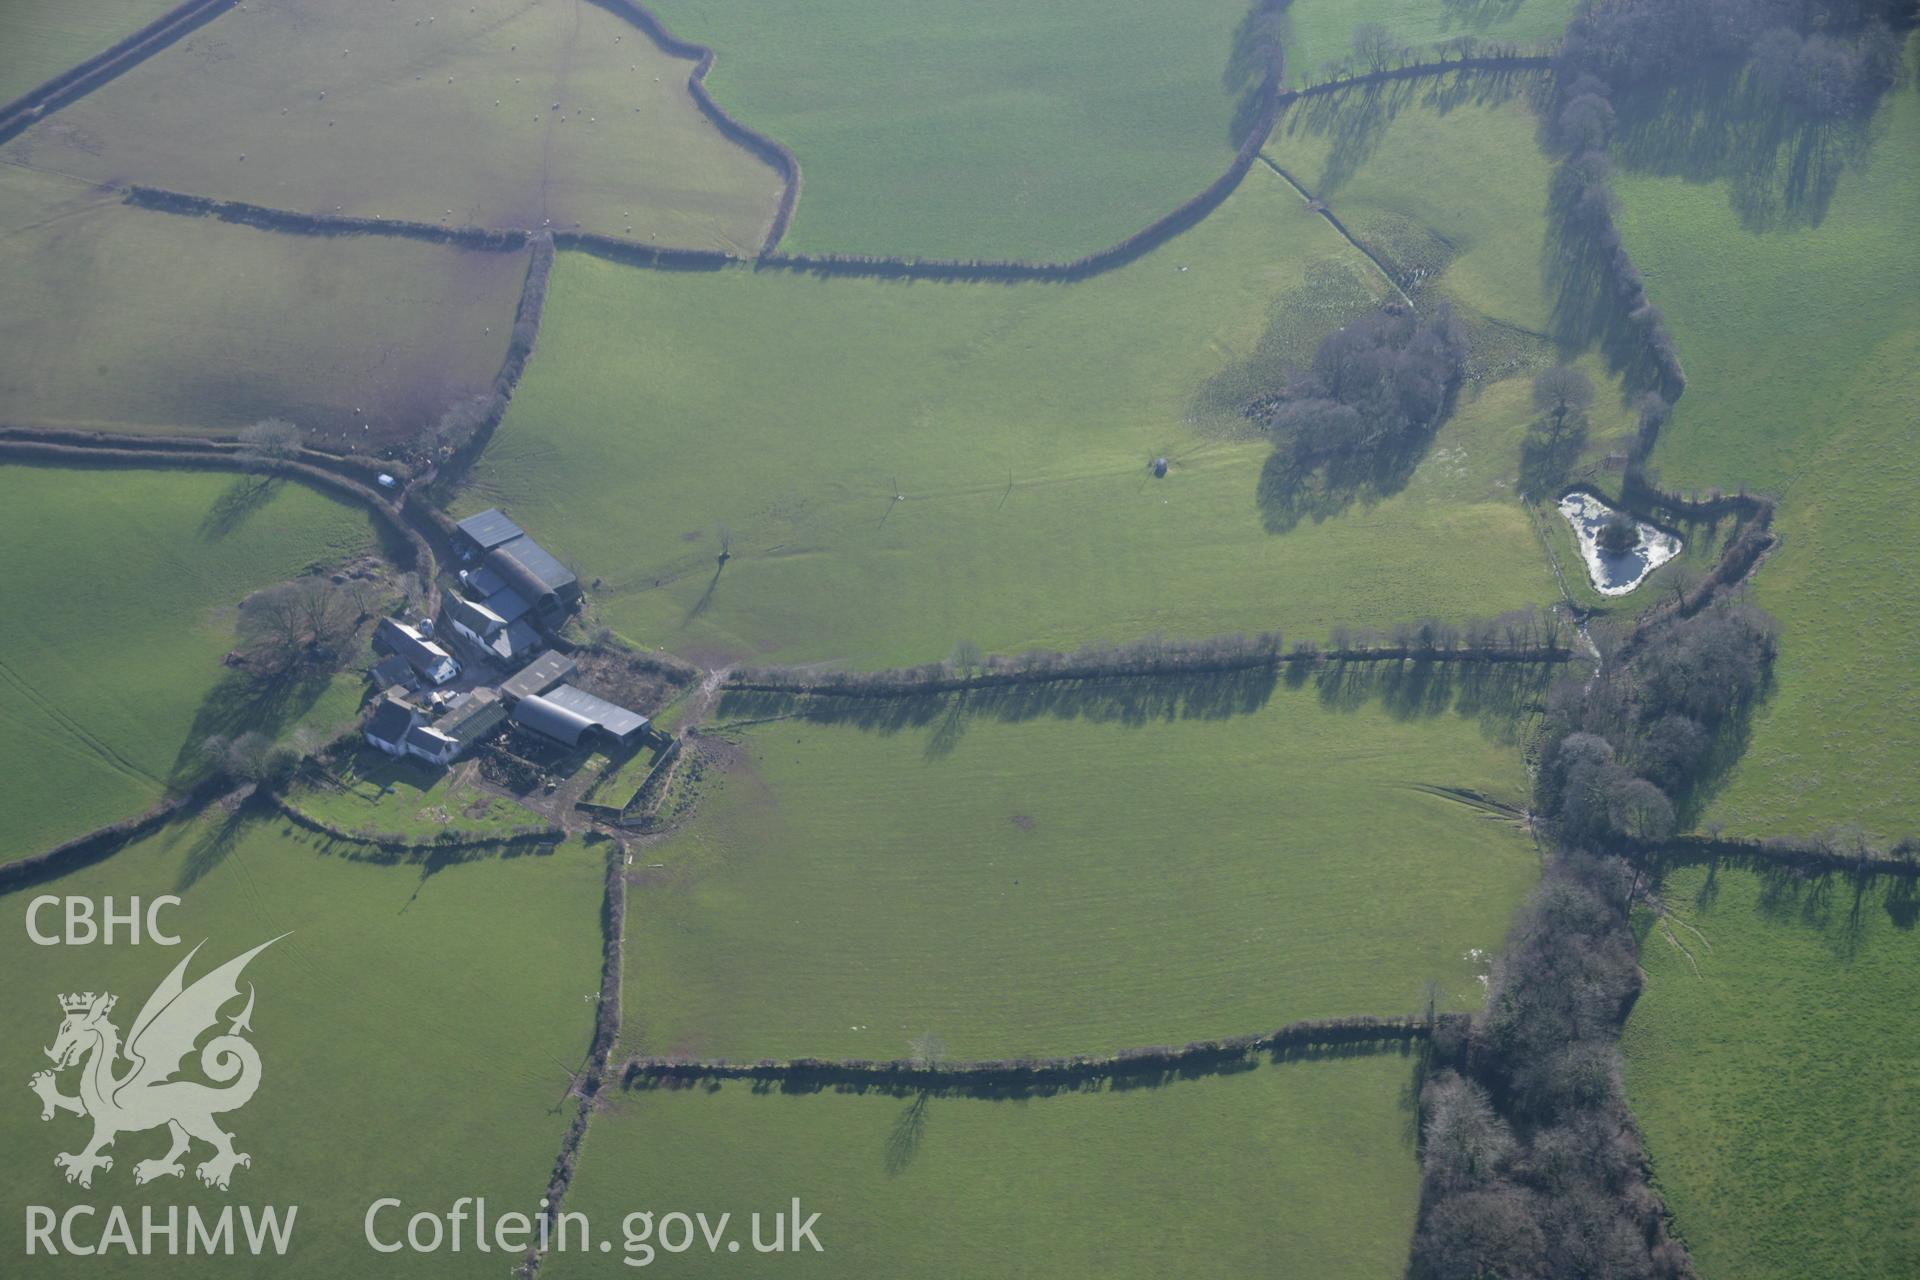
[
  {"x1": 458, "y1": 564, "x2": 532, "y2": 624},
  {"x1": 364, "y1": 692, "x2": 422, "y2": 756},
  {"x1": 501, "y1": 650, "x2": 576, "y2": 702},
  {"x1": 367, "y1": 653, "x2": 414, "y2": 692},
  {"x1": 444, "y1": 593, "x2": 542, "y2": 666},
  {"x1": 453, "y1": 508, "x2": 581, "y2": 617},
  {"x1": 403, "y1": 724, "x2": 461, "y2": 767},
  {"x1": 375, "y1": 617, "x2": 459, "y2": 686},
  {"x1": 511, "y1": 684, "x2": 650, "y2": 749}
]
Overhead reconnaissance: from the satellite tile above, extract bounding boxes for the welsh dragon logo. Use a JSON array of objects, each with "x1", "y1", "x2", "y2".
[{"x1": 28, "y1": 936, "x2": 284, "y2": 1191}]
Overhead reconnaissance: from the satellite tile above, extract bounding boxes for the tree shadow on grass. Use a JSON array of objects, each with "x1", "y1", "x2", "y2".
[
  {"x1": 198, "y1": 476, "x2": 281, "y2": 542},
  {"x1": 1610, "y1": 69, "x2": 1882, "y2": 233},
  {"x1": 1270, "y1": 69, "x2": 1535, "y2": 198},
  {"x1": 883, "y1": 1092, "x2": 929, "y2": 1176},
  {"x1": 716, "y1": 654, "x2": 1558, "y2": 757},
  {"x1": 167, "y1": 668, "x2": 339, "y2": 787}
]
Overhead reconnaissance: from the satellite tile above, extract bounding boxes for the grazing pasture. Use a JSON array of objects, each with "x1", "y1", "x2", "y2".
[
  {"x1": 0, "y1": 0, "x2": 783, "y2": 252},
  {"x1": 623, "y1": 678, "x2": 1539, "y2": 1063},
  {"x1": 549, "y1": 1054, "x2": 1423, "y2": 1279},
  {"x1": 0, "y1": 467, "x2": 374, "y2": 861},
  {"x1": 1623, "y1": 864, "x2": 1920, "y2": 1280},
  {"x1": 643, "y1": 0, "x2": 1256, "y2": 259},
  {"x1": 0, "y1": 167, "x2": 525, "y2": 448},
  {"x1": 0, "y1": 0, "x2": 187, "y2": 103},
  {"x1": 473, "y1": 167, "x2": 1564, "y2": 668},
  {"x1": 1616, "y1": 71, "x2": 1920, "y2": 839},
  {"x1": 0, "y1": 814, "x2": 606, "y2": 1277}
]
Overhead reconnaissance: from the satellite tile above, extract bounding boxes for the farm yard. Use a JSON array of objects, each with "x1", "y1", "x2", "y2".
[{"x1": 0, "y1": 1, "x2": 1915, "y2": 1277}]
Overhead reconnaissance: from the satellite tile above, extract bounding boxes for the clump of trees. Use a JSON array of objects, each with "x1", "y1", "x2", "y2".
[
  {"x1": 1535, "y1": 599, "x2": 1776, "y2": 845},
  {"x1": 236, "y1": 576, "x2": 367, "y2": 682},
  {"x1": 1521, "y1": 365, "x2": 1597, "y2": 497},
  {"x1": 1413, "y1": 853, "x2": 1691, "y2": 1280},
  {"x1": 236, "y1": 417, "x2": 305, "y2": 468},
  {"x1": 1261, "y1": 303, "x2": 1469, "y2": 469}
]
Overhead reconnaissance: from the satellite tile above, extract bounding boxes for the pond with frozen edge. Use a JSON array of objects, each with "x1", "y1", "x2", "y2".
[{"x1": 1557, "y1": 490, "x2": 1682, "y2": 595}]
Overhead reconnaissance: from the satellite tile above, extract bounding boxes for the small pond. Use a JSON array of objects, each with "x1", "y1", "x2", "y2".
[{"x1": 1557, "y1": 489, "x2": 1682, "y2": 596}]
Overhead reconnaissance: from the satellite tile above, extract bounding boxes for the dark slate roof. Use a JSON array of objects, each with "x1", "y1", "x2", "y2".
[
  {"x1": 455, "y1": 508, "x2": 525, "y2": 551},
  {"x1": 437, "y1": 687, "x2": 507, "y2": 742},
  {"x1": 486, "y1": 535, "x2": 578, "y2": 602},
  {"x1": 464, "y1": 565, "x2": 509, "y2": 596},
  {"x1": 545, "y1": 684, "x2": 649, "y2": 741},
  {"x1": 501, "y1": 650, "x2": 575, "y2": 702},
  {"x1": 511, "y1": 693, "x2": 597, "y2": 746},
  {"x1": 479, "y1": 585, "x2": 531, "y2": 624},
  {"x1": 444, "y1": 594, "x2": 504, "y2": 637},
  {"x1": 368, "y1": 654, "x2": 412, "y2": 688},
  {"x1": 365, "y1": 695, "x2": 419, "y2": 746},
  {"x1": 404, "y1": 724, "x2": 457, "y2": 756},
  {"x1": 376, "y1": 617, "x2": 453, "y2": 674},
  {"x1": 493, "y1": 618, "x2": 542, "y2": 662}
]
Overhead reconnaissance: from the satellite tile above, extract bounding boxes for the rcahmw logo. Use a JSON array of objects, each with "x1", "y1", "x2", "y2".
[{"x1": 22, "y1": 931, "x2": 300, "y2": 1259}]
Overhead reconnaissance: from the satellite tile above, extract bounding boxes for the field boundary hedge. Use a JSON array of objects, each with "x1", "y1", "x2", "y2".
[
  {"x1": 0, "y1": 436, "x2": 441, "y2": 608},
  {"x1": 0, "y1": 782, "x2": 226, "y2": 893},
  {"x1": 726, "y1": 624, "x2": 1571, "y2": 701},
  {"x1": 581, "y1": 0, "x2": 801, "y2": 255},
  {"x1": 621, "y1": 1014, "x2": 1446, "y2": 1098},
  {"x1": 0, "y1": 0, "x2": 237, "y2": 146},
  {"x1": 270, "y1": 793, "x2": 560, "y2": 852},
  {"x1": 103, "y1": 59, "x2": 1546, "y2": 287},
  {"x1": 522, "y1": 845, "x2": 627, "y2": 1279}
]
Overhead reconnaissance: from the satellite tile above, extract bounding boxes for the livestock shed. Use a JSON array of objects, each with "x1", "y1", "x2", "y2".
[
  {"x1": 454, "y1": 507, "x2": 525, "y2": 555},
  {"x1": 501, "y1": 650, "x2": 576, "y2": 702},
  {"x1": 511, "y1": 684, "x2": 649, "y2": 748}
]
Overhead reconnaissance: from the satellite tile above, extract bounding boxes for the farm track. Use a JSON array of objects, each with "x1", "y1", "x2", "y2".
[
  {"x1": 0, "y1": 653, "x2": 162, "y2": 789},
  {"x1": 1258, "y1": 155, "x2": 1415, "y2": 308}
]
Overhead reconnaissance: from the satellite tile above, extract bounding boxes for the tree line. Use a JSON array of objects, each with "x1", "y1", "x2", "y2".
[
  {"x1": 726, "y1": 613, "x2": 1571, "y2": 699},
  {"x1": 622, "y1": 1015, "x2": 1440, "y2": 1097}
]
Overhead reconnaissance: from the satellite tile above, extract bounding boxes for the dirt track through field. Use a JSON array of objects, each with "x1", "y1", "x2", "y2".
[{"x1": 0, "y1": 653, "x2": 162, "y2": 789}]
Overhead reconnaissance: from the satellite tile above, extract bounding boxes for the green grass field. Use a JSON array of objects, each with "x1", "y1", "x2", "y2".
[
  {"x1": 645, "y1": 0, "x2": 1255, "y2": 259},
  {"x1": 0, "y1": 467, "x2": 375, "y2": 861},
  {"x1": 1, "y1": 0, "x2": 783, "y2": 252},
  {"x1": 548, "y1": 1053, "x2": 1423, "y2": 1279},
  {"x1": 1616, "y1": 67, "x2": 1920, "y2": 840},
  {"x1": 0, "y1": 0, "x2": 185, "y2": 104},
  {"x1": 1623, "y1": 864, "x2": 1920, "y2": 1280},
  {"x1": 472, "y1": 164, "x2": 1566, "y2": 668},
  {"x1": 285, "y1": 748, "x2": 545, "y2": 842},
  {"x1": 0, "y1": 166, "x2": 526, "y2": 447},
  {"x1": 0, "y1": 814, "x2": 606, "y2": 1277},
  {"x1": 624, "y1": 678, "x2": 1538, "y2": 1063},
  {"x1": 1279, "y1": 0, "x2": 1573, "y2": 86}
]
